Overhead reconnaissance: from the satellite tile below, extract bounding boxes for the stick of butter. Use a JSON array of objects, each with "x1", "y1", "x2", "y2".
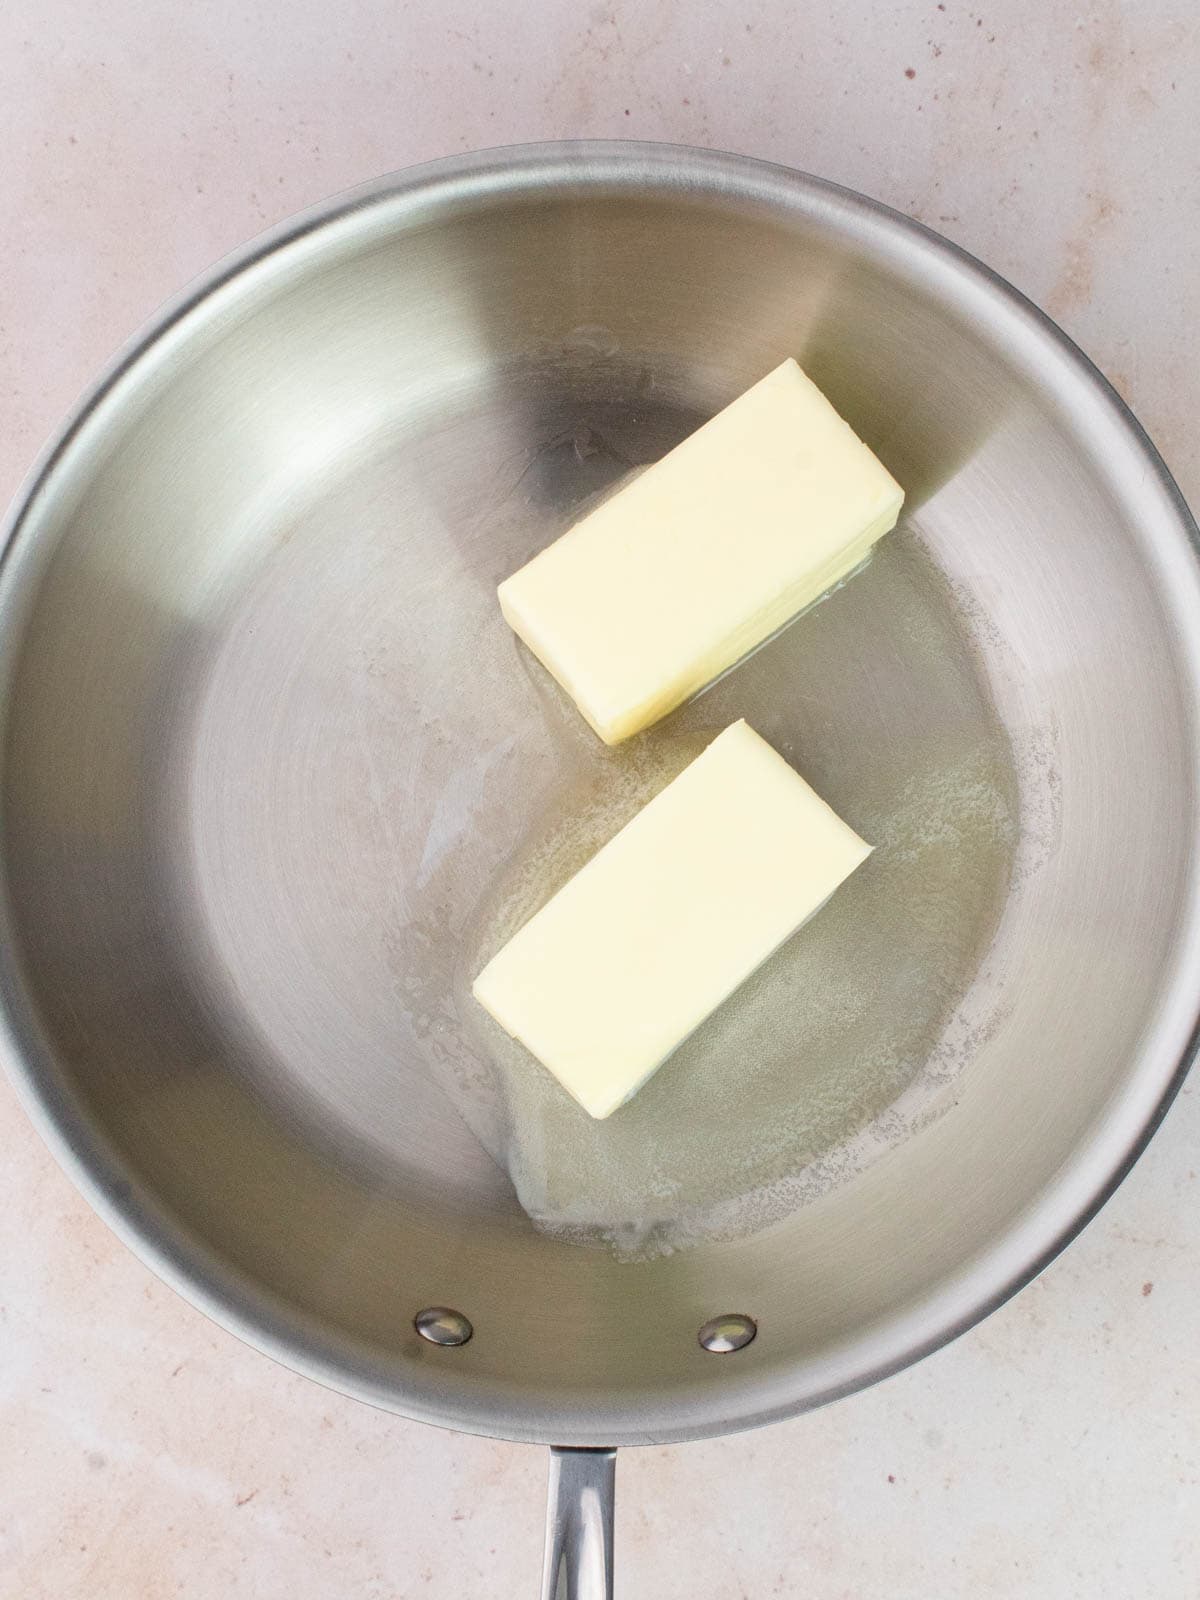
[
  {"x1": 498, "y1": 357, "x2": 904, "y2": 744},
  {"x1": 472, "y1": 720, "x2": 871, "y2": 1119}
]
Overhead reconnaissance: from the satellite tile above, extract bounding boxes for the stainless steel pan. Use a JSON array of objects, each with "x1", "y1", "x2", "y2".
[{"x1": 3, "y1": 144, "x2": 1199, "y2": 1598}]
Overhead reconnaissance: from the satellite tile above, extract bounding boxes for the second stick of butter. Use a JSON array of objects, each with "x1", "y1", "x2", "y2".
[{"x1": 473, "y1": 721, "x2": 871, "y2": 1119}]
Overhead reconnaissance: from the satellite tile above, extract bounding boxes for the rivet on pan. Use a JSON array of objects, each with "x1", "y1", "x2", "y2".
[
  {"x1": 698, "y1": 1313, "x2": 758, "y2": 1353},
  {"x1": 414, "y1": 1306, "x2": 474, "y2": 1347}
]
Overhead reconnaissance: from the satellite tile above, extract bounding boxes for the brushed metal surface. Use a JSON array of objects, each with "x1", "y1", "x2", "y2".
[
  {"x1": 542, "y1": 1449, "x2": 616, "y2": 1600},
  {"x1": 1, "y1": 144, "x2": 1199, "y2": 1449}
]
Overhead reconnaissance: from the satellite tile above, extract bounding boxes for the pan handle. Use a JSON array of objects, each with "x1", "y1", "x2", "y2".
[{"x1": 540, "y1": 1446, "x2": 616, "y2": 1600}]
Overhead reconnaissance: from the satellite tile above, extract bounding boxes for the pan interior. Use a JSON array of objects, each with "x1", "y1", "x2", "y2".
[{"x1": 171, "y1": 408, "x2": 1018, "y2": 1262}]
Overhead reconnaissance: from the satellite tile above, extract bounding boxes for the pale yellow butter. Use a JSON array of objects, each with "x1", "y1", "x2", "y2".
[
  {"x1": 472, "y1": 721, "x2": 871, "y2": 1119},
  {"x1": 498, "y1": 358, "x2": 904, "y2": 744}
]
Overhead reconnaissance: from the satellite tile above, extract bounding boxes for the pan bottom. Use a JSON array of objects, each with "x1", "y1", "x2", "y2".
[{"x1": 163, "y1": 381, "x2": 1019, "y2": 1256}]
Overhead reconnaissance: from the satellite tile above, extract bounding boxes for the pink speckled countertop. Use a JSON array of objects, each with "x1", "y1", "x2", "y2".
[{"x1": 2, "y1": 2, "x2": 1199, "y2": 1596}]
